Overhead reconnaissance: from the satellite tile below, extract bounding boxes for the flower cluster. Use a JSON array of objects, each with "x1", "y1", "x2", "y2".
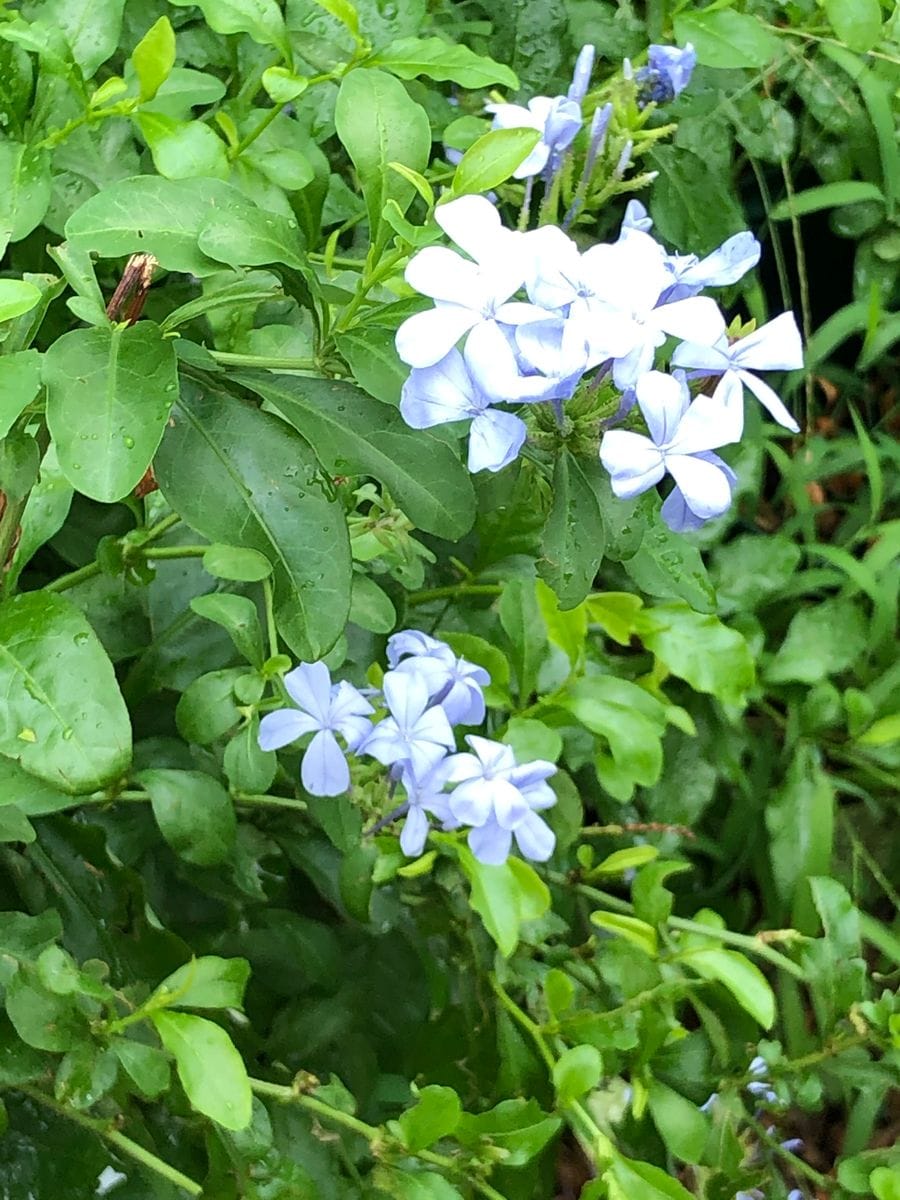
[
  {"x1": 394, "y1": 43, "x2": 803, "y2": 534},
  {"x1": 258, "y1": 631, "x2": 558, "y2": 866}
]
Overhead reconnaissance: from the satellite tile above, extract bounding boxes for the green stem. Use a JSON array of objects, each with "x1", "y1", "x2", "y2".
[
  {"x1": 262, "y1": 576, "x2": 280, "y2": 659},
  {"x1": 407, "y1": 584, "x2": 503, "y2": 607},
  {"x1": 747, "y1": 1115, "x2": 835, "y2": 1191},
  {"x1": 140, "y1": 545, "x2": 208, "y2": 561},
  {"x1": 233, "y1": 792, "x2": 308, "y2": 813},
  {"x1": 42, "y1": 560, "x2": 101, "y2": 593},
  {"x1": 230, "y1": 103, "x2": 283, "y2": 159},
  {"x1": 308, "y1": 253, "x2": 367, "y2": 270},
  {"x1": 249, "y1": 1079, "x2": 510, "y2": 1200},
  {"x1": 546, "y1": 873, "x2": 807, "y2": 980},
  {"x1": 490, "y1": 977, "x2": 615, "y2": 1166},
  {"x1": 209, "y1": 350, "x2": 318, "y2": 371},
  {"x1": 17, "y1": 1086, "x2": 202, "y2": 1196},
  {"x1": 333, "y1": 248, "x2": 407, "y2": 334}
]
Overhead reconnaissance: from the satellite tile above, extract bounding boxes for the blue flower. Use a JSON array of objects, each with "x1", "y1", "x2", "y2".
[
  {"x1": 387, "y1": 630, "x2": 490, "y2": 726},
  {"x1": 485, "y1": 95, "x2": 582, "y2": 179},
  {"x1": 395, "y1": 196, "x2": 547, "y2": 369},
  {"x1": 400, "y1": 323, "x2": 546, "y2": 473},
  {"x1": 258, "y1": 662, "x2": 374, "y2": 796},
  {"x1": 635, "y1": 43, "x2": 697, "y2": 105},
  {"x1": 446, "y1": 736, "x2": 557, "y2": 865},
  {"x1": 600, "y1": 370, "x2": 742, "y2": 531},
  {"x1": 567, "y1": 44, "x2": 596, "y2": 104},
  {"x1": 672, "y1": 312, "x2": 803, "y2": 433},
  {"x1": 359, "y1": 670, "x2": 456, "y2": 780},
  {"x1": 397, "y1": 758, "x2": 457, "y2": 857}
]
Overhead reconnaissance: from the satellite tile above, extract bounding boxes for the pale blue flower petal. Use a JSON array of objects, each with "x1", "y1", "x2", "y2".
[
  {"x1": 600, "y1": 430, "x2": 666, "y2": 498},
  {"x1": 450, "y1": 776, "x2": 497, "y2": 827},
  {"x1": 284, "y1": 661, "x2": 332, "y2": 723},
  {"x1": 258, "y1": 708, "x2": 318, "y2": 750},
  {"x1": 635, "y1": 370, "x2": 690, "y2": 445},
  {"x1": 383, "y1": 670, "x2": 430, "y2": 728},
  {"x1": 468, "y1": 819, "x2": 513, "y2": 866},
  {"x1": 400, "y1": 348, "x2": 477, "y2": 429},
  {"x1": 301, "y1": 728, "x2": 350, "y2": 796},
  {"x1": 513, "y1": 811, "x2": 556, "y2": 861},
  {"x1": 651, "y1": 295, "x2": 725, "y2": 345},
  {"x1": 405, "y1": 246, "x2": 482, "y2": 305},
  {"x1": 396, "y1": 304, "x2": 478, "y2": 370},
  {"x1": 400, "y1": 805, "x2": 429, "y2": 856},
  {"x1": 467, "y1": 408, "x2": 527, "y2": 473},
  {"x1": 568, "y1": 43, "x2": 595, "y2": 103},
  {"x1": 739, "y1": 368, "x2": 800, "y2": 432},
  {"x1": 660, "y1": 486, "x2": 707, "y2": 533},
  {"x1": 434, "y1": 194, "x2": 505, "y2": 262},
  {"x1": 732, "y1": 312, "x2": 803, "y2": 371},
  {"x1": 666, "y1": 453, "x2": 733, "y2": 520},
  {"x1": 491, "y1": 778, "x2": 532, "y2": 830}
]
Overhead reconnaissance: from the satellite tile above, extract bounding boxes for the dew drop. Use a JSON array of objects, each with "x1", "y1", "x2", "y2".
[
  {"x1": 123, "y1": 435, "x2": 135, "y2": 449},
  {"x1": 62, "y1": 727, "x2": 74, "y2": 741},
  {"x1": 73, "y1": 631, "x2": 89, "y2": 646}
]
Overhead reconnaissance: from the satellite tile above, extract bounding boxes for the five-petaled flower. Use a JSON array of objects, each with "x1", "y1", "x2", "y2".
[
  {"x1": 358, "y1": 670, "x2": 456, "y2": 780},
  {"x1": 258, "y1": 662, "x2": 374, "y2": 796}
]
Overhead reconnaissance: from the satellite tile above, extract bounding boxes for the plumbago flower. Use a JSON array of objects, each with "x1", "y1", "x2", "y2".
[
  {"x1": 258, "y1": 631, "x2": 560, "y2": 866},
  {"x1": 635, "y1": 42, "x2": 697, "y2": 105},
  {"x1": 258, "y1": 662, "x2": 374, "y2": 796},
  {"x1": 600, "y1": 370, "x2": 743, "y2": 531},
  {"x1": 445, "y1": 736, "x2": 558, "y2": 865},
  {"x1": 395, "y1": 196, "x2": 547, "y2": 369}
]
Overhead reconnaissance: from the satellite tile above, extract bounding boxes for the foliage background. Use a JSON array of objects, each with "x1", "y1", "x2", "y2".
[{"x1": 0, "y1": 0, "x2": 897, "y2": 1198}]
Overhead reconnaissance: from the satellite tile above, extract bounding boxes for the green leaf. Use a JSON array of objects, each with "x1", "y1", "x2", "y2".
[
  {"x1": 131, "y1": 15, "x2": 175, "y2": 101},
  {"x1": 0, "y1": 142, "x2": 52, "y2": 256},
  {"x1": 0, "y1": 279, "x2": 41, "y2": 323},
  {"x1": 591, "y1": 912, "x2": 658, "y2": 957},
  {"x1": 167, "y1": 0, "x2": 289, "y2": 56},
  {"x1": 151, "y1": 956, "x2": 251, "y2": 1010},
  {"x1": 0, "y1": 806, "x2": 35, "y2": 843},
  {"x1": 498, "y1": 578, "x2": 547, "y2": 703},
  {"x1": 592, "y1": 846, "x2": 659, "y2": 876},
  {"x1": 769, "y1": 181, "x2": 884, "y2": 220},
  {"x1": 672, "y1": 10, "x2": 781, "y2": 68},
  {"x1": 44, "y1": 322, "x2": 178, "y2": 503},
  {"x1": 154, "y1": 377, "x2": 351, "y2": 660},
  {"x1": 5, "y1": 970, "x2": 89, "y2": 1051},
  {"x1": 585, "y1": 592, "x2": 644, "y2": 645},
  {"x1": 766, "y1": 747, "x2": 834, "y2": 931},
  {"x1": 349, "y1": 573, "x2": 396, "y2": 633},
  {"x1": 449, "y1": 127, "x2": 540, "y2": 197},
  {"x1": 396, "y1": 1084, "x2": 462, "y2": 1152},
  {"x1": 202, "y1": 544, "x2": 273, "y2": 582},
  {"x1": 636, "y1": 603, "x2": 755, "y2": 708},
  {"x1": 197, "y1": 205, "x2": 308, "y2": 272},
  {"x1": 137, "y1": 113, "x2": 229, "y2": 180},
  {"x1": 539, "y1": 452, "x2": 605, "y2": 610},
  {"x1": 152, "y1": 1010, "x2": 252, "y2": 1130},
  {"x1": 310, "y1": 0, "x2": 360, "y2": 38},
  {"x1": 336, "y1": 327, "x2": 407, "y2": 405},
  {"x1": 535, "y1": 577, "x2": 587, "y2": 668},
  {"x1": 370, "y1": 37, "x2": 517, "y2": 88},
  {"x1": 190, "y1": 595, "x2": 265, "y2": 667},
  {"x1": 647, "y1": 1080, "x2": 708, "y2": 1164},
  {"x1": 503, "y1": 717, "x2": 562, "y2": 764},
  {"x1": 0, "y1": 592, "x2": 131, "y2": 793},
  {"x1": 767, "y1": 597, "x2": 867, "y2": 684},
  {"x1": 373, "y1": 1168, "x2": 465, "y2": 1200},
  {"x1": 111, "y1": 1037, "x2": 171, "y2": 1098},
  {"x1": 65, "y1": 176, "x2": 259, "y2": 277},
  {"x1": 334, "y1": 68, "x2": 431, "y2": 249},
  {"x1": 632, "y1": 861, "x2": 691, "y2": 927},
  {"x1": 261, "y1": 66, "x2": 310, "y2": 103},
  {"x1": 39, "y1": 0, "x2": 125, "y2": 77},
  {"x1": 233, "y1": 371, "x2": 475, "y2": 539},
  {"x1": 603, "y1": 1152, "x2": 695, "y2": 1200},
  {"x1": 224, "y1": 719, "x2": 277, "y2": 793},
  {"x1": 455, "y1": 1098, "x2": 561, "y2": 1166},
  {"x1": 0, "y1": 350, "x2": 41, "y2": 439},
  {"x1": 561, "y1": 676, "x2": 667, "y2": 795},
  {"x1": 681, "y1": 948, "x2": 775, "y2": 1028},
  {"x1": 138, "y1": 768, "x2": 237, "y2": 866},
  {"x1": 459, "y1": 849, "x2": 549, "y2": 956},
  {"x1": 824, "y1": 0, "x2": 882, "y2": 52},
  {"x1": 552, "y1": 1044, "x2": 603, "y2": 1103},
  {"x1": 623, "y1": 506, "x2": 716, "y2": 613}
]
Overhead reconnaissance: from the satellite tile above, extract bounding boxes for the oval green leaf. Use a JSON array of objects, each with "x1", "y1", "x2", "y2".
[
  {"x1": 0, "y1": 592, "x2": 131, "y2": 793},
  {"x1": 152, "y1": 1009, "x2": 252, "y2": 1130}
]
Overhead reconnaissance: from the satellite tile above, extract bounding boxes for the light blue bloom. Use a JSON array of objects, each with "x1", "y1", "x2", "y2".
[
  {"x1": 600, "y1": 370, "x2": 742, "y2": 531},
  {"x1": 400, "y1": 322, "x2": 548, "y2": 473},
  {"x1": 672, "y1": 312, "x2": 803, "y2": 433},
  {"x1": 661, "y1": 232, "x2": 761, "y2": 303},
  {"x1": 619, "y1": 199, "x2": 654, "y2": 237},
  {"x1": 446, "y1": 736, "x2": 557, "y2": 865},
  {"x1": 387, "y1": 629, "x2": 490, "y2": 726},
  {"x1": 359, "y1": 670, "x2": 456, "y2": 780},
  {"x1": 636, "y1": 43, "x2": 697, "y2": 105},
  {"x1": 485, "y1": 95, "x2": 582, "y2": 179},
  {"x1": 514, "y1": 318, "x2": 591, "y2": 412},
  {"x1": 396, "y1": 196, "x2": 547, "y2": 369},
  {"x1": 397, "y1": 757, "x2": 457, "y2": 857},
  {"x1": 567, "y1": 44, "x2": 596, "y2": 104},
  {"x1": 258, "y1": 662, "x2": 374, "y2": 796}
]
